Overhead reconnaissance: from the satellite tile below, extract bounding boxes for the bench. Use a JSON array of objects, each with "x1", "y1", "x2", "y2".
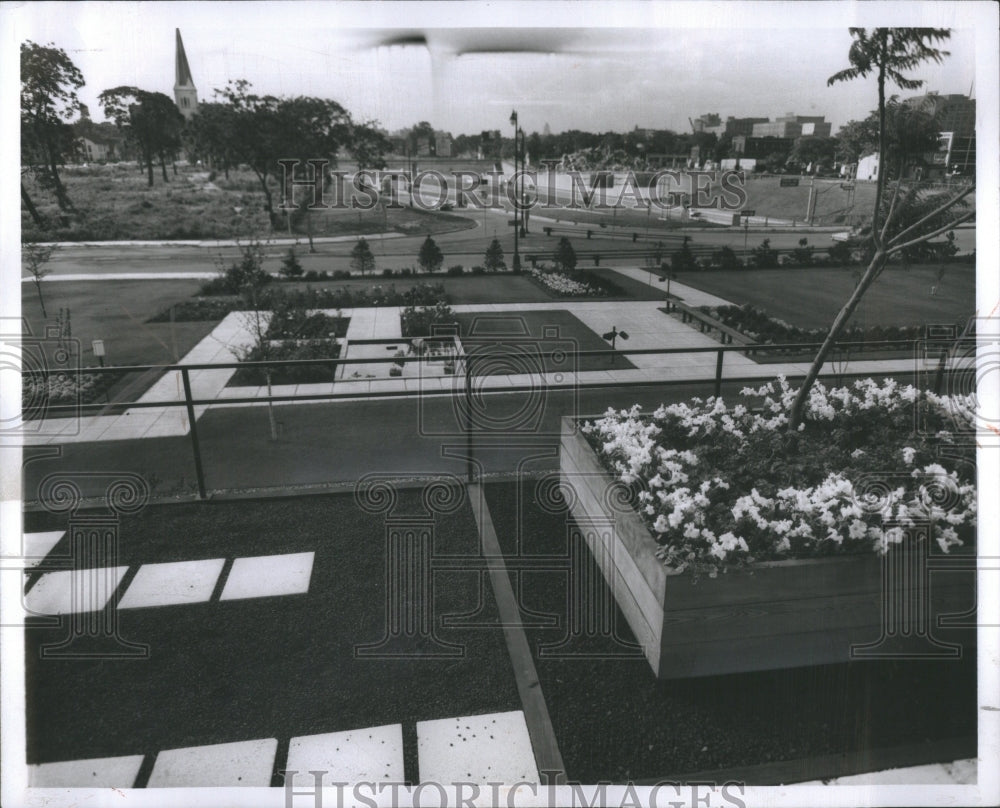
[{"x1": 666, "y1": 299, "x2": 755, "y2": 349}]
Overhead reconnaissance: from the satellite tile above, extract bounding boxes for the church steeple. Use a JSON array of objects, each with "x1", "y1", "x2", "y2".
[{"x1": 174, "y1": 29, "x2": 198, "y2": 120}]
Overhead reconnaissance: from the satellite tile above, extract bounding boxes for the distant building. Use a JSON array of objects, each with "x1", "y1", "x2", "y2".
[
  {"x1": 691, "y1": 113, "x2": 722, "y2": 134},
  {"x1": 732, "y1": 135, "x2": 795, "y2": 159},
  {"x1": 904, "y1": 92, "x2": 975, "y2": 137},
  {"x1": 74, "y1": 104, "x2": 126, "y2": 162},
  {"x1": 174, "y1": 29, "x2": 198, "y2": 121},
  {"x1": 752, "y1": 114, "x2": 831, "y2": 139}
]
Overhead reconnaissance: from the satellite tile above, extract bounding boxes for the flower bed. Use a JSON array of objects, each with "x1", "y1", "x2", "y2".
[
  {"x1": 697, "y1": 303, "x2": 934, "y2": 351},
  {"x1": 151, "y1": 284, "x2": 448, "y2": 322},
  {"x1": 227, "y1": 340, "x2": 342, "y2": 387},
  {"x1": 583, "y1": 377, "x2": 975, "y2": 574},
  {"x1": 560, "y1": 377, "x2": 977, "y2": 677},
  {"x1": 22, "y1": 369, "x2": 124, "y2": 418},
  {"x1": 528, "y1": 267, "x2": 609, "y2": 297}
]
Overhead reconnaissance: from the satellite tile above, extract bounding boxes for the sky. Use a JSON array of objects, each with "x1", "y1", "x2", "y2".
[{"x1": 7, "y1": 1, "x2": 977, "y2": 137}]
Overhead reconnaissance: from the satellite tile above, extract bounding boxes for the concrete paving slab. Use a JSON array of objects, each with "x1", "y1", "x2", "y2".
[
  {"x1": 28, "y1": 754, "x2": 145, "y2": 788},
  {"x1": 118, "y1": 559, "x2": 226, "y2": 609},
  {"x1": 417, "y1": 710, "x2": 539, "y2": 785},
  {"x1": 286, "y1": 724, "x2": 404, "y2": 784},
  {"x1": 25, "y1": 566, "x2": 129, "y2": 615},
  {"x1": 219, "y1": 551, "x2": 314, "y2": 601},
  {"x1": 21, "y1": 531, "x2": 66, "y2": 569},
  {"x1": 147, "y1": 738, "x2": 277, "y2": 787}
]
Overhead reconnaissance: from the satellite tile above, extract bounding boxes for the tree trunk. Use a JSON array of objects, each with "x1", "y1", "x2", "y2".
[
  {"x1": 34, "y1": 279, "x2": 48, "y2": 318},
  {"x1": 146, "y1": 150, "x2": 155, "y2": 187},
  {"x1": 256, "y1": 171, "x2": 273, "y2": 214},
  {"x1": 21, "y1": 182, "x2": 45, "y2": 228},
  {"x1": 48, "y1": 154, "x2": 72, "y2": 211},
  {"x1": 159, "y1": 153, "x2": 169, "y2": 183},
  {"x1": 787, "y1": 250, "x2": 887, "y2": 429}
]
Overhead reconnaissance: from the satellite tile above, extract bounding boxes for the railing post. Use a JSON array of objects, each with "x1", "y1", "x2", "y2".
[
  {"x1": 181, "y1": 367, "x2": 208, "y2": 500},
  {"x1": 714, "y1": 349, "x2": 724, "y2": 399},
  {"x1": 933, "y1": 349, "x2": 949, "y2": 395},
  {"x1": 464, "y1": 355, "x2": 475, "y2": 484}
]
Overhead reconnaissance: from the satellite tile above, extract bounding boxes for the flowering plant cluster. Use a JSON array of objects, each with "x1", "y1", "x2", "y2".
[
  {"x1": 581, "y1": 377, "x2": 976, "y2": 574},
  {"x1": 529, "y1": 268, "x2": 607, "y2": 297},
  {"x1": 22, "y1": 371, "x2": 116, "y2": 413}
]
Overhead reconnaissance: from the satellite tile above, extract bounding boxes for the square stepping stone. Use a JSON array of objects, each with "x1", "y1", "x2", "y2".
[
  {"x1": 417, "y1": 710, "x2": 539, "y2": 785},
  {"x1": 147, "y1": 738, "x2": 277, "y2": 787},
  {"x1": 286, "y1": 724, "x2": 404, "y2": 784},
  {"x1": 24, "y1": 567, "x2": 128, "y2": 615},
  {"x1": 21, "y1": 531, "x2": 66, "y2": 569},
  {"x1": 118, "y1": 559, "x2": 226, "y2": 609},
  {"x1": 220, "y1": 552, "x2": 314, "y2": 602},
  {"x1": 29, "y1": 754, "x2": 144, "y2": 788}
]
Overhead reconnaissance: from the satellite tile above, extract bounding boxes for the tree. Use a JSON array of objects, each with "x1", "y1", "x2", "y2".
[
  {"x1": 350, "y1": 238, "x2": 376, "y2": 276},
  {"x1": 483, "y1": 238, "x2": 507, "y2": 272},
  {"x1": 671, "y1": 236, "x2": 698, "y2": 272},
  {"x1": 418, "y1": 236, "x2": 444, "y2": 273},
  {"x1": 279, "y1": 248, "x2": 304, "y2": 279},
  {"x1": 788, "y1": 27, "x2": 970, "y2": 430},
  {"x1": 228, "y1": 241, "x2": 279, "y2": 440},
  {"x1": 407, "y1": 121, "x2": 436, "y2": 155},
  {"x1": 790, "y1": 136, "x2": 838, "y2": 171},
  {"x1": 23, "y1": 241, "x2": 57, "y2": 317},
  {"x1": 834, "y1": 117, "x2": 881, "y2": 164},
  {"x1": 99, "y1": 87, "x2": 185, "y2": 187},
  {"x1": 554, "y1": 237, "x2": 577, "y2": 272},
  {"x1": 350, "y1": 123, "x2": 391, "y2": 170},
  {"x1": 216, "y1": 80, "x2": 351, "y2": 217},
  {"x1": 186, "y1": 101, "x2": 239, "y2": 176},
  {"x1": 21, "y1": 41, "x2": 85, "y2": 211}
]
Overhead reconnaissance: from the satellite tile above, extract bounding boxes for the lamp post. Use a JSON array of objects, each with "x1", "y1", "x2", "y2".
[{"x1": 509, "y1": 110, "x2": 521, "y2": 271}]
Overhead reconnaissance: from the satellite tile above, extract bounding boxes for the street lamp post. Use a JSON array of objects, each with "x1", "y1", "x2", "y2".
[{"x1": 509, "y1": 110, "x2": 521, "y2": 272}]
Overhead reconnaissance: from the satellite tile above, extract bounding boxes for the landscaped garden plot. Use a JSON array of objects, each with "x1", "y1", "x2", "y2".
[
  {"x1": 482, "y1": 478, "x2": 976, "y2": 783},
  {"x1": 453, "y1": 310, "x2": 635, "y2": 374},
  {"x1": 670, "y1": 264, "x2": 974, "y2": 330},
  {"x1": 21, "y1": 278, "x2": 221, "y2": 408},
  {"x1": 24, "y1": 489, "x2": 521, "y2": 780}
]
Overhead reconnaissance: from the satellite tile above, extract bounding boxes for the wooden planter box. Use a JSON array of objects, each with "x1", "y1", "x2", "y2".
[{"x1": 560, "y1": 417, "x2": 975, "y2": 679}]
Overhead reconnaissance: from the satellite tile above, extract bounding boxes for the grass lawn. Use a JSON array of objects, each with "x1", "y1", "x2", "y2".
[
  {"x1": 673, "y1": 263, "x2": 975, "y2": 329},
  {"x1": 483, "y1": 480, "x2": 976, "y2": 782},
  {"x1": 21, "y1": 279, "x2": 222, "y2": 405},
  {"x1": 22, "y1": 164, "x2": 476, "y2": 242},
  {"x1": 24, "y1": 490, "x2": 520, "y2": 780},
  {"x1": 454, "y1": 309, "x2": 634, "y2": 373}
]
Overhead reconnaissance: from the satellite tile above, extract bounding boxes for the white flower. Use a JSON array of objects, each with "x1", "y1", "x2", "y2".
[{"x1": 901, "y1": 446, "x2": 916, "y2": 465}]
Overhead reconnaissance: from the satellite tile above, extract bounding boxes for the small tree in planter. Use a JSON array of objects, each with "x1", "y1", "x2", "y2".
[
  {"x1": 350, "y1": 237, "x2": 376, "y2": 276},
  {"x1": 483, "y1": 238, "x2": 507, "y2": 272},
  {"x1": 418, "y1": 235, "x2": 444, "y2": 273},
  {"x1": 23, "y1": 240, "x2": 57, "y2": 317},
  {"x1": 554, "y1": 237, "x2": 577, "y2": 272}
]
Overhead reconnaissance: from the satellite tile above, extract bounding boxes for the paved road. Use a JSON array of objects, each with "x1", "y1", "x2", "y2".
[{"x1": 27, "y1": 205, "x2": 850, "y2": 279}]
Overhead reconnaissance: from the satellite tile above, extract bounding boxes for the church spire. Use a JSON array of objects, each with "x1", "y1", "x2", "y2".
[{"x1": 174, "y1": 29, "x2": 198, "y2": 119}]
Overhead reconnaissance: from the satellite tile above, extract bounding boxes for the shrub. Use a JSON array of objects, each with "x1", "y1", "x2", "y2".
[
  {"x1": 400, "y1": 301, "x2": 456, "y2": 337},
  {"x1": 483, "y1": 238, "x2": 507, "y2": 272},
  {"x1": 446, "y1": 264, "x2": 464, "y2": 276},
  {"x1": 332, "y1": 269, "x2": 351, "y2": 280},
  {"x1": 382, "y1": 268, "x2": 395, "y2": 277},
  {"x1": 471, "y1": 265, "x2": 486, "y2": 275},
  {"x1": 199, "y1": 276, "x2": 231, "y2": 295},
  {"x1": 711, "y1": 245, "x2": 743, "y2": 270},
  {"x1": 751, "y1": 238, "x2": 779, "y2": 269},
  {"x1": 554, "y1": 237, "x2": 577, "y2": 272},
  {"x1": 790, "y1": 237, "x2": 814, "y2": 267},
  {"x1": 350, "y1": 237, "x2": 376, "y2": 276},
  {"x1": 418, "y1": 235, "x2": 444, "y2": 273},
  {"x1": 827, "y1": 240, "x2": 855, "y2": 266},
  {"x1": 400, "y1": 267, "x2": 413, "y2": 277},
  {"x1": 279, "y1": 248, "x2": 304, "y2": 279},
  {"x1": 671, "y1": 236, "x2": 699, "y2": 272}
]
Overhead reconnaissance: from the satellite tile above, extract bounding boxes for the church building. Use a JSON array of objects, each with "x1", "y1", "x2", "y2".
[{"x1": 174, "y1": 28, "x2": 198, "y2": 120}]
